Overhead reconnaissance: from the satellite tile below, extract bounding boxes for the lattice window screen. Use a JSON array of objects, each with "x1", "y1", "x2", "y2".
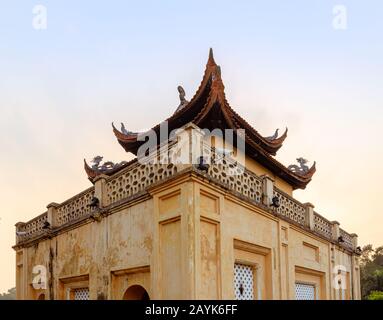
[
  {"x1": 295, "y1": 283, "x2": 315, "y2": 300},
  {"x1": 73, "y1": 288, "x2": 90, "y2": 300},
  {"x1": 234, "y1": 263, "x2": 254, "y2": 300}
]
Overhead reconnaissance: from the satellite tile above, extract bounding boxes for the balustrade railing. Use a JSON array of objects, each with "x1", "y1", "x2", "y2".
[
  {"x1": 16, "y1": 212, "x2": 47, "y2": 243},
  {"x1": 55, "y1": 187, "x2": 95, "y2": 226},
  {"x1": 16, "y1": 142, "x2": 355, "y2": 251},
  {"x1": 106, "y1": 162, "x2": 178, "y2": 205},
  {"x1": 313, "y1": 212, "x2": 333, "y2": 239},
  {"x1": 340, "y1": 228, "x2": 354, "y2": 250},
  {"x1": 207, "y1": 161, "x2": 262, "y2": 204},
  {"x1": 273, "y1": 188, "x2": 306, "y2": 226}
]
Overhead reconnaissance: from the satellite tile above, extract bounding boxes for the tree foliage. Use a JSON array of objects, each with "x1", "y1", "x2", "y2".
[
  {"x1": 360, "y1": 245, "x2": 383, "y2": 299},
  {"x1": 366, "y1": 291, "x2": 383, "y2": 300}
]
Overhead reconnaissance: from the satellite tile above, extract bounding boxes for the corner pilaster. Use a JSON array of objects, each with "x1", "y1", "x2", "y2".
[
  {"x1": 331, "y1": 221, "x2": 340, "y2": 241},
  {"x1": 46, "y1": 202, "x2": 60, "y2": 228},
  {"x1": 93, "y1": 174, "x2": 109, "y2": 207},
  {"x1": 261, "y1": 175, "x2": 274, "y2": 206},
  {"x1": 304, "y1": 203, "x2": 315, "y2": 230}
]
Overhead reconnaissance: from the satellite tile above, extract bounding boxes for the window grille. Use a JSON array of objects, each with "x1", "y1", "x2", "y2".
[
  {"x1": 295, "y1": 283, "x2": 315, "y2": 300},
  {"x1": 73, "y1": 288, "x2": 90, "y2": 300},
  {"x1": 234, "y1": 263, "x2": 254, "y2": 300}
]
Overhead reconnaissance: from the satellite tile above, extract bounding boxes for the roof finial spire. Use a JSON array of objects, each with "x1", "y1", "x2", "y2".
[{"x1": 207, "y1": 48, "x2": 216, "y2": 66}]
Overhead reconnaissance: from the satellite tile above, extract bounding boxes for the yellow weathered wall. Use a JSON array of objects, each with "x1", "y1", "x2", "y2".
[
  {"x1": 16, "y1": 174, "x2": 357, "y2": 300},
  {"x1": 18, "y1": 199, "x2": 153, "y2": 300}
]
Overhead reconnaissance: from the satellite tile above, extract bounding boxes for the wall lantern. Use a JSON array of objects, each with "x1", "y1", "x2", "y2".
[
  {"x1": 270, "y1": 196, "x2": 280, "y2": 208},
  {"x1": 196, "y1": 156, "x2": 210, "y2": 172}
]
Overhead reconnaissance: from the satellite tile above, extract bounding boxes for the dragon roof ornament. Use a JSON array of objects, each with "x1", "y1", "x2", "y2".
[{"x1": 288, "y1": 157, "x2": 316, "y2": 176}]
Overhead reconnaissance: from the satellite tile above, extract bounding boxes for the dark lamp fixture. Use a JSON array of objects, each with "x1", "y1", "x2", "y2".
[
  {"x1": 270, "y1": 196, "x2": 280, "y2": 208},
  {"x1": 89, "y1": 196, "x2": 100, "y2": 209},
  {"x1": 42, "y1": 221, "x2": 50, "y2": 229},
  {"x1": 197, "y1": 156, "x2": 210, "y2": 172},
  {"x1": 338, "y1": 236, "x2": 345, "y2": 243}
]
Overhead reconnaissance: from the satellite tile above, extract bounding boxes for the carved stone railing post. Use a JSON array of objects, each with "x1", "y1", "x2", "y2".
[
  {"x1": 46, "y1": 202, "x2": 60, "y2": 228},
  {"x1": 190, "y1": 125, "x2": 205, "y2": 166},
  {"x1": 350, "y1": 233, "x2": 358, "y2": 250},
  {"x1": 93, "y1": 174, "x2": 109, "y2": 208},
  {"x1": 304, "y1": 203, "x2": 315, "y2": 230},
  {"x1": 170, "y1": 122, "x2": 205, "y2": 171},
  {"x1": 15, "y1": 222, "x2": 26, "y2": 244},
  {"x1": 261, "y1": 175, "x2": 274, "y2": 206},
  {"x1": 331, "y1": 221, "x2": 340, "y2": 241}
]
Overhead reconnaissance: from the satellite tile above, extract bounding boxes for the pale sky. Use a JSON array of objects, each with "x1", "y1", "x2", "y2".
[{"x1": 1, "y1": 0, "x2": 382, "y2": 293}]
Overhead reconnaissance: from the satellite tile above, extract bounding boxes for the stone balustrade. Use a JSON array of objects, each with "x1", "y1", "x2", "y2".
[
  {"x1": 340, "y1": 228, "x2": 355, "y2": 250},
  {"x1": 15, "y1": 138, "x2": 357, "y2": 252},
  {"x1": 55, "y1": 187, "x2": 95, "y2": 226},
  {"x1": 15, "y1": 212, "x2": 48, "y2": 242},
  {"x1": 106, "y1": 162, "x2": 178, "y2": 205},
  {"x1": 272, "y1": 187, "x2": 307, "y2": 226},
  {"x1": 207, "y1": 161, "x2": 263, "y2": 204},
  {"x1": 313, "y1": 212, "x2": 333, "y2": 239}
]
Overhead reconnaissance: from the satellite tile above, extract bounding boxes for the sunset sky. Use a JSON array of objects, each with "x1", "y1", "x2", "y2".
[{"x1": 1, "y1": 0, "x2": 382, "y2": 293}]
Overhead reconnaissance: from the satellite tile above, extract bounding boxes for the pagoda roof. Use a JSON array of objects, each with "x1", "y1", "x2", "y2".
[
  {"x1": 88, "y1": 49, "x2": 315, "y2": 189},
  {"x1": 113, "y1": 49, "x2": 287, "y2": 156}
]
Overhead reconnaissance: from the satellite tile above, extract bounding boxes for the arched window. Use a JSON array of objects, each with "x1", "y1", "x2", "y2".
[{"x1": 123, "y1": 285, "x2": 150, "y2": 300}]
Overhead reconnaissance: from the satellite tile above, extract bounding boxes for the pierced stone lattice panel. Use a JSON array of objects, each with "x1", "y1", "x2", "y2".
[
  {"x1": 313, "y1": 213, "x2": 332, "y2": 238},
  {"x1": 106, "y1": 163, "x2": 178, "y2": 205},
  {"x1": 17, "y1": 212, "x2": 48, "y2": 243},
  {"x1": 273, "y1": 189, "x2": 306, "y2": 226},
  {"x1": 56, "y1": 189, "x2": 95, "y2": 226},
  {"x1": 295, "y1": 283, "x2": 315, "y2": 300},
  {"x1": 208, "y1": 162, "x2": 262, "y2": 203},
  {"x1": 340, "y1": 229, "x2": 354, "y2": 249},
  {"x1": 73, "y1": 288, "x2": 89, "y2": 300},
  {"x1": 234, "y1": 263, "x2": 254, "y2": 300}
]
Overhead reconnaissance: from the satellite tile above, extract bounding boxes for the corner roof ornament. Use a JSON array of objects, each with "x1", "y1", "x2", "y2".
[
  {"x1": 84, "y1": 156, "x2": 129, "y2": 181},
  {"x1": 265, "y1": 129, "x2": 279, "y2": 141},
  {"x1": 175, "y1": 85, "x2": 189, "y2": 112},
  {"x1": 120, "y1": 122, "x2": 137, "y2": 136},
  {"x1": 288, "y1": 157, "x2": 316, "y2": 176}
]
